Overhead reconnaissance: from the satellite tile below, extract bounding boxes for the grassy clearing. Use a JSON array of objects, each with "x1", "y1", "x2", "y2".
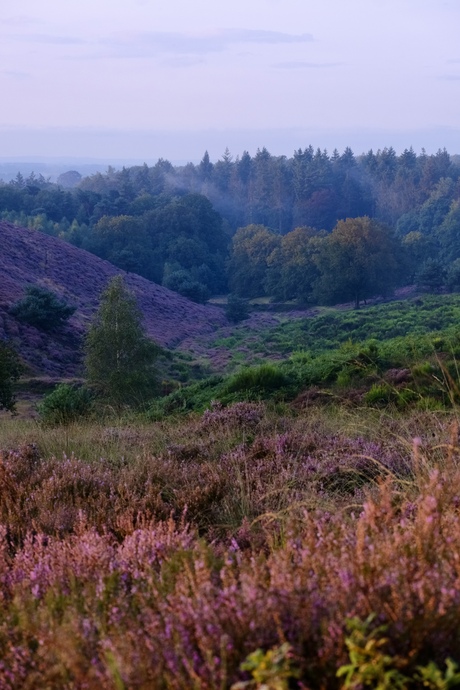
[
  {"x1": 201, "y1": 294, "x2": 460, "y2": 372},
  {"x1": 149, "y1": 328, "x2": 460, "y2": 419}
]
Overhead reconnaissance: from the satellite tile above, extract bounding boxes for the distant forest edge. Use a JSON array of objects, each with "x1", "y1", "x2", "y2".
[{"x1": 1, "y1": 145, "x2": 460, "y2": 306}]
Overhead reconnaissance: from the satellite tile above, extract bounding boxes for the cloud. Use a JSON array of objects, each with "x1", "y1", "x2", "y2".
[
  {"x1": 273, "y1": 61, "x2": 343, "y2": 69},
  {"x1": 13, "y1": 33, "x2": 87, "y2": 45},
  {"x1": 1, "y1": 70, "x2": 31, "y2": 80},
  {"x1": 101, "y1": 28, "x2": 313, "y2": 58},
  {"x1": 161, "y1": 56, "x2": 207, "y2": 68},
  {"x1": 3, "y1": 16, "x2": 38, "y2": 27}
]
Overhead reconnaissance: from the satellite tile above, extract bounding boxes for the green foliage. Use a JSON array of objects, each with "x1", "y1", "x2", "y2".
[
  {"x1": 401, "y1": 231, "x2": 437, "y2": 281},
  {"x1": 415, "y1": 659, "x2": 460, "y2": 689},
  {"x1": 2, "y1": 147, "x2": 460, "y2": 303},
  {"x1": 145, "y1": 193, "x2": 228, "y2": 293},
  {"x1": 147, "y1": 319, "x2": 460, "y2": 418},
  {"x1": 338, "y1": 615, "x2": 460, "y2": 690},
  {"x1": 163, "y1": 269, "x2": 210, "y2": 303},
  {"x1": 146, "y1": 375, "x2": 226, "y2": 419},
  {"x1": 314, "y1": 217, "x2": 401, "y2": 308},
  {"x1": 446, "y1": 259, "x2": 460, "y2": 292},
  {"x1": 225, "y1": 294, "x2": 250, "y2": 323},
  {"x1": 0, "y1": 341, "x2": 23, "y2": 412},
  {"x1": 228, "y1": 224, "x2": 280, "y2": 298},
  {"x1": 84, "y1": 276, "x2": 158, "y2": 408},
  {"x1": 265, "y1": 226, "x2": 323, "y2": 302},
  {"x1": 438, "y1": 200, "x2": 460, "y2": 264},
  {"x1": 229, "y1": 295, "x2": 460, "y2": 365},
  {"x1": 10, "y1": 285, "x2": 75, "y2": 331},
  {"x1": 88, "y1": 215, "x2": 155, "y2": 278},
  {"x1": 231, "y1": 643, "x2": 299, "y2": 690},
  {"x1": 224, "y1": 364, "x2": 289, "y2": 397},
  {"x1": 416, "y1": 258, "x2": 446, "y2": 293},
  {"x1": 364, "y1": 383, "x2": 398, "y2": 407},
  {"x1": 37, "y1": 383, "x2": 93, "y2": 426},
  {"x1": 337, "y1": 615, "x2": 409, "y2": 689}
]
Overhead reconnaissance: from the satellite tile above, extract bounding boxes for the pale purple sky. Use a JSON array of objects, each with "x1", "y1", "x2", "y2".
[{"x1": 1, "y1": 0, "x2": 460, "y2": 163}]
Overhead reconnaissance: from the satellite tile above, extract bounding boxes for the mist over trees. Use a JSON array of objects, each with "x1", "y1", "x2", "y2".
[{"x1": 1, "y1": 146, "x2": 459, "y2": 304}]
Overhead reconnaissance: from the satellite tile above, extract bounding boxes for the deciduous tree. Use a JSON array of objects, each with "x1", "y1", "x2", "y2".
[
  {"x1": 314, "y1": 217, "x2": 400, "y2": 308},
  {"x1": 227, "y1": 224, "x2": 280, "y2": 297},
  {"x1": 84, "y1": 276, "x2": 158, "y2": 408}
]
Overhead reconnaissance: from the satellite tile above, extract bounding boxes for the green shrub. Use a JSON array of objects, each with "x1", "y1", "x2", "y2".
[
  {"x1": 396, "y1": 388, "x2": 419, "y2": 408},
  {"x1": 38, "y1": 383, "x2": 94, "y2": 425},
  {"x1": 163, "y1": 270, "x2": 210, "y2": 303},
  {"x1": 10, "y1": 285, "x2": 75, "y2": 331},
  {"x1": 225, "y1": 294, "x2": 250, "y2": 323},
  {"x1": 0, "y1": 341, "x2": 23, "y2": 412},
  {"x1": 336, "y1": 369, "x2": 352, "y2": 388},
  {"x1": 232, "y1": 643, "x2": 299, "y2": 690},
  {"x1": 338, "y1": 615, "x2": 460, "y2": 690},
  {"x1": 416, "y1": 396, "x2": 446, "y2": 411},
  {"x1": 412, "y1": 361, "x2": 436, "y2": 378},
  {"x1": 224, "y1": 364, "x2": 289, "y2": 397},
  {"x1": 364, "y1": 383, "x2": 398, "y2": 407},
  {"x1": 146, "y1": 375, "x2": 226, "y2": 419}
]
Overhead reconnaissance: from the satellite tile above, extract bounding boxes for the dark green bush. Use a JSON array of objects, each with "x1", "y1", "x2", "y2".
[
  {"x1": 225, "y1": 294, "x2": 249, "y2": 323},
  {"x1": 10, "y1": 285, "x2": 75, "y2": 331},
  {"x1": 163, "y1": 270, "x2": 210, "y2": 303},
  {"x1": 0, "y1": 341, "x2": 23, "y2": 412},
  {"x1": 38, "y1": 383, "x2": 94, "y2": 425}
]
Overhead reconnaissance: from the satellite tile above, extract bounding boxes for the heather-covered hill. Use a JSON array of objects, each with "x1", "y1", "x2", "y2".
[{"x1": 0, "y1": 221, "x2": 227, "y2": 376}]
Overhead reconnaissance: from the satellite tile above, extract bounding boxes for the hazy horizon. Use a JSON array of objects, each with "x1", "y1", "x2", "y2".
[
  {"x1": 0, "y1": 126, "x2": 459, "y2": 174},
  {"x1": 1, "y1": 0, "x2": 460, "y2": 164}
]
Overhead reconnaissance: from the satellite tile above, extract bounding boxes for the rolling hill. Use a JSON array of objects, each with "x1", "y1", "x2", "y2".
[{"x1": 0, "y1": 221, "x2": 228, "y2": 376}]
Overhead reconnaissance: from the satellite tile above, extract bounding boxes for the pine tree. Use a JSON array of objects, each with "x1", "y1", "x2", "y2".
[
  {"x1": 84, "y1": 276, "x2": 158, "y2": 408},
  {"x1": 10, "y1": 285, "x2": 75, "y2": 332}
]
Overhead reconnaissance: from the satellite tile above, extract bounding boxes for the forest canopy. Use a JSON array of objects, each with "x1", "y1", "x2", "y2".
[{"x1": 1, "y1": 146, "x2": 459, "y2": 304}]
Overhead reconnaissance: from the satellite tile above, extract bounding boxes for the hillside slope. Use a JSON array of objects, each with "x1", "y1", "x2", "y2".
[{"x1": 0, "y1": 221, "x2": 228, "y2": 376}]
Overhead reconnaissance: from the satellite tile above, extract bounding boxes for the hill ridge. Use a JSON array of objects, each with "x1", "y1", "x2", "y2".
[{"x1": 0, "y1": 221, "x2": 227, "y2": 376}]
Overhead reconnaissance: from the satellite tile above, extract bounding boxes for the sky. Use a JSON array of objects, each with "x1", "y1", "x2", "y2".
[{"x1": 1, "y1": 0, "x2": 460, "y2": 164}]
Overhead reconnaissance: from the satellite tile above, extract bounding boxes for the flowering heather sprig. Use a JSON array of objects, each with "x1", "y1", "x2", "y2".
[
  {"x1": 201, "y1": 401, "x2": 264, "y2": 431},
  {"x1": 0, "y1": 421, "x2": 413, "y2": 547},
  {"x1": 1, "y1": 407, "x2": 460, "y2": 685},
  {"x1": 1, "y1": 470, "x2": 460, "y2": 687}
]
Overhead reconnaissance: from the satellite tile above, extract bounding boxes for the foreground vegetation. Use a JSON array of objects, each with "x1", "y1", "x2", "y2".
[
  {"x1": 1, "y1": 399, "x2": 460, "y2": 687},
  {"x1": 3, "y1": 286, "x2": 460, "y2": 686}
]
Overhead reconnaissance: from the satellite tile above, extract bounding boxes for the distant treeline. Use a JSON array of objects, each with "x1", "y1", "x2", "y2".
[{"x1": 1, "y1": 146, "x2": 460, "y2": 305}]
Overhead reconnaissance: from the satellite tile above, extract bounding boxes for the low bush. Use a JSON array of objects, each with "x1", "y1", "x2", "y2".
[
  {"x1": 37, "y1": 383, "x2": 94, "y2": 425},
  {"x1": 146, "y1": 375, "x2": 226, "y2": 418},
  {"x1": 226, "y1": 294, "x2": 250, "y2": 323},
  {"x1": 0, "y1": 439, "x2": 459, "y2": 688},
  {"x1": 364, "y1": 383, "x2": 398, "y2": 407},
  {"x1": 10, "y1": 284, "x2": 75, "y2": 331},
  {"x1": 224, "y1": 363, "x2": 290, "y2": 397}
]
